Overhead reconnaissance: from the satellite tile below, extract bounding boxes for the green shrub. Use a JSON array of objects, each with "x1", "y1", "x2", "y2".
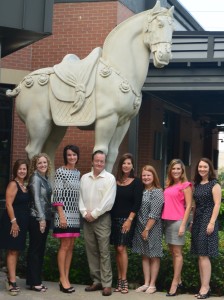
[{"x1": 2, "y1": 230, "x2": 224, "y2": 295}]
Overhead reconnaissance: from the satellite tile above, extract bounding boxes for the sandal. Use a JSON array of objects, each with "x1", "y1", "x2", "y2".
[
  {"x1": 30, "y1": 285, "x2": 47, "y2": 292},
  {"x1": 145, "y1": 286, "x2": 157, "y2": 294},
  {"x1": 121, "y1": 279, "x2": 129, "y2": 294},
  {"x1": 135, "y1": 284, "x2": 149, "y2": 292},
  {"x1": 6, "y1": 278, "x2": 20, "y2": 292},
  {"x1": 41, "y1": 284, "x2": 48, "y2": 290},
  {"x1": 6, "y1": 280, "x2": 19, "y2": 296},
  {"x1": 114, "y1": 278, "x2": 122, "y2": 292},
  {"x1": 197, "y1": 289, "x2": 211, "y2": 299}
]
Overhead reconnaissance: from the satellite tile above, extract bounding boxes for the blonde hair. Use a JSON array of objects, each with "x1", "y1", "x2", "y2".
[
  {"x1": 29, "y1": 153, "x2": 52, "y2": 177},
  {"x1": 141, "y1": 165, "x2": 161, "y2": 189},
  {"x1": 166, "y1": 158, "x2": 188, "y2": 187}
]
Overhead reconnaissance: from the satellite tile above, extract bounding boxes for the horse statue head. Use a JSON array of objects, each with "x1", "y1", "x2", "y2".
[{"x1": 143, "y1": 1, "x2": 174, "y2": 68}]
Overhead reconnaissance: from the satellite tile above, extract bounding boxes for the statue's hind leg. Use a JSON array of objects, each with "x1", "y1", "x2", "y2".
[
  {"x1": 42, "y1": 124, "x2": 67, "y2": 172},
  {"x1": 25, "y1": 116, "x2": 53, "y2": 160}
]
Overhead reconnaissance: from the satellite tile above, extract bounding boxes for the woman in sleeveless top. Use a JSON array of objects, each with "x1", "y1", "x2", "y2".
[
  {"x1": 191, "y1": 158, "x2": 221, "y2": 299},
  {"x1": 110, "y1": 153, "x2": 143, "y2": 294},
  {"x1": 0, "y1": 159, "x2": 30, "y2": 296}
]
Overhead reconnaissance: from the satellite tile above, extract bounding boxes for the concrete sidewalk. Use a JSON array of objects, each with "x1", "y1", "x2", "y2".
[{"x1": 0, "y1": 272, "x2": 221, "y2": 300}]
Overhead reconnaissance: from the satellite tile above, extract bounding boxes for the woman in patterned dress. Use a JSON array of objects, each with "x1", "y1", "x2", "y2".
[
  {"x1": 110, "y1": 153, "x2": 143, "y2": 294},
  {"x1": 132, "y1": 165, "x2": 164, "y2": 294},
  {"x1": 52, "y1": 145, "x2": 80, "y2": 293},
  {"x1": 191, "y1": 158, "x2": 221, "y2": 299},
  {"x1": 161, "y1": 159, "x2": 192, "y2": 296}
]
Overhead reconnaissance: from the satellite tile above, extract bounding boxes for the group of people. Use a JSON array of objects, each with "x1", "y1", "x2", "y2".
[
  {"x1": 111, "y1": 156, "x2": 220, "y2": 300},
  {"x1": 0, "y1": 148, "x2": 221, "y2": 299},
  {"x1": 0, "y1": 146, "x2": 80, "y2": 296}
]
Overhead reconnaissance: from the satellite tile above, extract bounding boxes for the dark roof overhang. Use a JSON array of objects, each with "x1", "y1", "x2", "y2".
[
  {"x1": 144, "y1": 31, "x2": 224, "y2": 128},
  {"x1": 0, "y1": 0, "x2": 54, "y2": 58}
]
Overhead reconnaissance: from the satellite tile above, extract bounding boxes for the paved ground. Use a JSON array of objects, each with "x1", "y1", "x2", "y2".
[{"x1": 0, "y1": 271, "x2": 222, "y2": 300}]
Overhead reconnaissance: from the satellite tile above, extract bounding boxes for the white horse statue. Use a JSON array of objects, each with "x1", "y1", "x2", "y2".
[{"x1": 7, "y1": 1, "x2": 174, "y2": 172}]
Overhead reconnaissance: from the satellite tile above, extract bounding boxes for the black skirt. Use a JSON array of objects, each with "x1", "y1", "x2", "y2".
[{"x1": 110, "y1": 217, "x2": 136, "y2": 248}]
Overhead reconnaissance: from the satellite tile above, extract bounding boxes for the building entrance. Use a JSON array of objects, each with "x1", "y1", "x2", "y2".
[{"x1": 0, "y1": 85, "x2": 13, "y2": 199}]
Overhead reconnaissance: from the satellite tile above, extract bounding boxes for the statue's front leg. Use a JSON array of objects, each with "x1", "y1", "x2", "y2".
[
  {"x1": 93, "y1": 114, "x2": 118, "y2": 164},
  {"x1": 106, "y1": 121, "x2": 130, "y2": 173}
]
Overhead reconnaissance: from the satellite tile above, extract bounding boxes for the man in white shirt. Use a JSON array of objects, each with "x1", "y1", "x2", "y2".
[{"x1": 79, "y1": 150, "x2": 116, "y2": 296}]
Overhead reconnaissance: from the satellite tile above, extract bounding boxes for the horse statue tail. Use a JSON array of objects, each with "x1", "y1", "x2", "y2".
[{"x1": 6, "y1": 85, "x2": 21, "y2": 97}]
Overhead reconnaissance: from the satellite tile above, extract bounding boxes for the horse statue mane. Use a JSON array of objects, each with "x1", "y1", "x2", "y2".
[
  {"x1": 103, "y1": 1, "x2": 171, "y2": 51},
  {"x1": 6, "y1": 1, "x2": 174, "y2": 172}
]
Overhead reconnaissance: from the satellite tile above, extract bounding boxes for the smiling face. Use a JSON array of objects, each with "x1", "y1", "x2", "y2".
[
  {"x1": 66, "y1": 149, "x2": 78, "y2": 167},
  {"x1": 16, "y1": 164, "x2": 28, "y2": 181},
  {"x1": 198, "y1": 160, "x2": 209, "y2": 180},
  {"x1": 36, "y1": 156, "x2": 48, "y2": 176},
  {"x1": 142, "y1": 169, "x2": 154, "y2": 188},
  {"x1": 122, "y1": 158, "x2": 133, "y2": 176},
  {"x1": 171, "y1": 163, "x2": 183, "y2": 183},
  {"x1": 92, "y1": 153, "x2": 106, "y2": 176}
]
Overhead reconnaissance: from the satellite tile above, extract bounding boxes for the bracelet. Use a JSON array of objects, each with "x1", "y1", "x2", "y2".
[
  {"x1": 145, "y1": 228, "x2": 149, "y2": 231},
  {"x1": 190, "y1": 221, "x2": 193, "y2": 224},
  {"x1": 128, "y1": 217, "x2": 133, "y2": 221},
  {"x1": 10, "y1": 218, "x2": 16, "y2": 223},
  {"x1": 209, "y1": 222, "x2": 215, "y2": 225}
]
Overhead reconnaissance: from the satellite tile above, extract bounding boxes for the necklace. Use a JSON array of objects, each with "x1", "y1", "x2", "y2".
[
  {"x1": 120, "y1": 177, "x2": 129, "y2": 185},
  {"x1": 15, "y1": 179, "x2": 27, "y2": 190}
]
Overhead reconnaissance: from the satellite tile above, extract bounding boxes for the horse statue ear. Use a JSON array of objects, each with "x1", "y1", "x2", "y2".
[
  {"x1": 169, "y1": 6, "x2": 174, "y2": 17},
  {"x1": 152, "y1": 1, "x2": 161, "y2": 13}
]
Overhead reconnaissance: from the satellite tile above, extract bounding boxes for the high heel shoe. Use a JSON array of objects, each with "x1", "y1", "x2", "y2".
[
  {"x1": 197, "y1": 289, "x2": 211, "y2": 299},
  {"x1": 166, "y1": 290, "x2": 177, "y2": 297},
  {"x1": 166, "y1": 286, "x2": 178, "y2": 297},
  {"x1": 59, "y1": 282, "x2": 74, "y2": 293},
  {"x1": 6, "y1": 279, "x2": 19, "y2": 296}
]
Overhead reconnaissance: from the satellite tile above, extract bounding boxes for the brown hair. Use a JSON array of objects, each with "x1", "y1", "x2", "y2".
[
  {"x1": 12, "y1": 159, "x2": 29, "y2": 181},
  {"x1": 141, "y1": 165, "x2": 161, "y2": 189},
  {"x1": 116, "y1": 153, "x2": 135, "y2": 182},
  {"x1": 166, "y1": 158, "x2": 188, "y2": 187},
  {"x1": 29, "y1": 153, "x2": 52, "y2": 177},
  {"x1": 193, "y1": 157, "x2": 216, "y2": 185},
  {"x1": 63, "y1": 144, "x2": 80, "y2": 164}
]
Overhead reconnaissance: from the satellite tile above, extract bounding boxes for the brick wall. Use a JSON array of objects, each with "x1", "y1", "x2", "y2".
[{"x1": 1, "y1": 47, "x2": 32, "y2": 70}]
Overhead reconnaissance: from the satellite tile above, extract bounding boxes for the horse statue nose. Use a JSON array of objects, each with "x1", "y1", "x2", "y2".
[{"x1": 153, "y1": 47, "x2": 172, "y2": 68}]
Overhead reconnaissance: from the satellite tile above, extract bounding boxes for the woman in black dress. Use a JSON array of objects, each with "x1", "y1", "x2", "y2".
[
  {"x1": 191, "y1": 158, "x2": 221, "y2": 299},
  {"x1": 110, "y1": 153, "x2": 143, "y2": 294},
  {"x1": 0, "y1": 159, "x2": 29, "y2": 296}
]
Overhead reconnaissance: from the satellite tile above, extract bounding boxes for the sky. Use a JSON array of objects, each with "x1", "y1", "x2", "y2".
[{"x1": 178, "y1": 0, "x2": 224, "y2": 31}]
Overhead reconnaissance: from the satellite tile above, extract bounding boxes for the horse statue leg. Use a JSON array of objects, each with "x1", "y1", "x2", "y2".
[
  {"x1": 42, "y1": 124, "x2": 67, "y2": 178},
  {"x1": 25, "y1": 116, "x2": 53, "y2": 160},
  {"x1": 15, "y1": 85, "x2": 53, "y2": 160},
  {"x1": 106, "y1": 121, "x2": 131, "y2": 172},
  {"x1": 93, "y1": 114, "x2": 119, "y2": 166}
]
